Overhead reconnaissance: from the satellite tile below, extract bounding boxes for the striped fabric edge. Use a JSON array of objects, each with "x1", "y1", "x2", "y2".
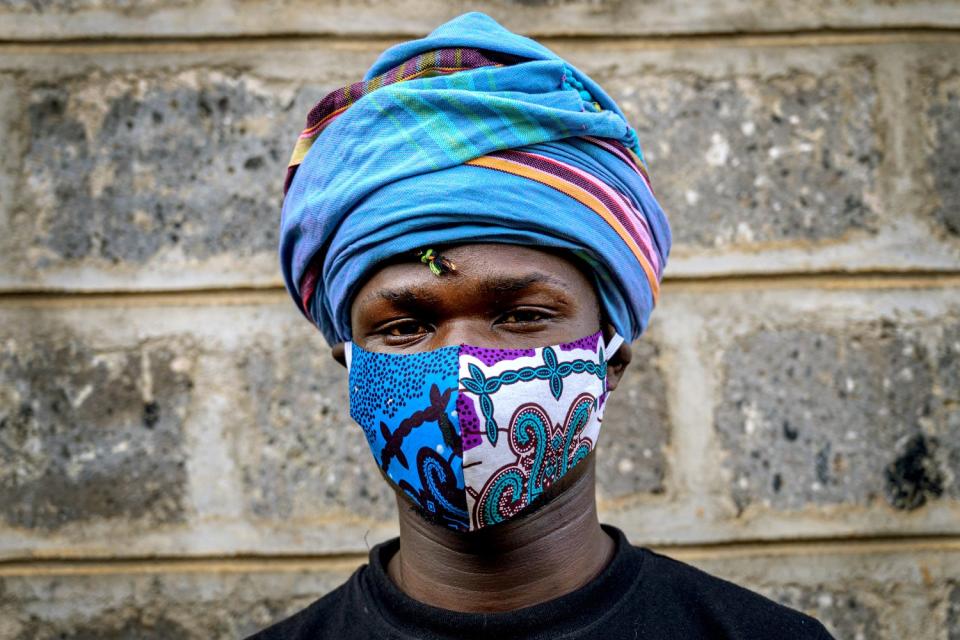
[
  {"x1": 299, "y1": 144, "x2": 664, "y2": 320},
  {"x1": 582, "y1": 136, "x2": 654, "y2": 195},
  {"x1": 499, "y1": 148, "x2": 661, "y2": 271},
  {"x1": 464, "y1": 151, "x2": 662, "y2": 303},
  {"x1": 283, "y1": 48, "x2": 510, "y2": 196}
]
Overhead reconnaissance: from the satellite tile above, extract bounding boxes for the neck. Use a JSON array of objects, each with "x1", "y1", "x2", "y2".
[{"x1": 385, "y1": 455, "x2": 614, "y2": 613}]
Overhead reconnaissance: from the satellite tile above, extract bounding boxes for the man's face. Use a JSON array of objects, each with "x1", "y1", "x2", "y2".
[
  {"x1": 347, "y1": 243, "x2": 606, "y2": 354},
  {"x1": 336, "y1": 243, "x2": 632, "y2": 525}
]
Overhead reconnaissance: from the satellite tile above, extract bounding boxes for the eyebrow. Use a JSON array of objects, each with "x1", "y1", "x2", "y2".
[
  {"x1": 369, "y1": 273, "x2": 572, "y2": 308},
  {"x1": 478, "y1": 273, "x2": 571, "y2": 298},
  {"x1": 375, "y1": 287, "x2": 441, "y2": 308}
]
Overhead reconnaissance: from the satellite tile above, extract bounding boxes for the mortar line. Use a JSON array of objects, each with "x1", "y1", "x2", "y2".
[
  {"x1": 0, "y1": 27, "x2": 959, "y2": 55},
  {"x1": 0, "y1": 271, "x2": 958, "y2": 308},
  {"x1": 2, "y1": 532, "x2": 959, "y2": 576}
]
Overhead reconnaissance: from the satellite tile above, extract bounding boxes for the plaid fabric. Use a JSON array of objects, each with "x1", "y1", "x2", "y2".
[{"x1": 284, "y1": 48, "x2": 518, "y2": 194}]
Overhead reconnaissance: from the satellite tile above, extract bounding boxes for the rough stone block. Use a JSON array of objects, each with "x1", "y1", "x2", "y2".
[
  {"x1": 595, "y1": 337, "x2": 670, "y2": 500},
  {"x1": 917, "y1": 61, "x2": 960, "y2": 238},
  {"x1": 948, "y1": 582, "x2": 960, "y2": 640},
  {"x1": 4, "y1": 286, "x2": 959, "y2": 557},
  {"x1": 0, "y1": 74, "x2": 20, "y2": 229},
  {"x1": 0, "y1": 298, "x2": 672, "y2": 556},
  {"x1": 4, "y1": 548, "x2": 956, "y2": 640},
  {"x1": 0, "y1": 47, "x2": 375, "y2": 291},
  {"x1": 15, "y1": 50, "x2": 875, "y2": 267},
  {"x1": 760, "y1": 576, "x2": 937, "y2": 639},
  {"x1": 0, "y1": 313, "x2": 195, "y2": 531},
  {"x1": 689, "y1": 545, "x2": 960, "y2": 639},
  {"x1": 7, "y1": 69, "x2": 300, "y2": 284},
  {"x1": 0, "y1": 300, "x2": 405, "y2": 552},
  {"x1": 767, "y1": 584, "x2": 883, "y2": 639},
  {"x1": 232, "y1": 329, "x2": 398, "y2": 523},
  {"x1": 605, "y1": 57, "x2": 883, "y2": 249},
  {"x1": 0, "y1": 563, "x2": 355, "y2": 639},
  {"x1": 715, "y1": 317, "x2": 960, "y2": 514}
]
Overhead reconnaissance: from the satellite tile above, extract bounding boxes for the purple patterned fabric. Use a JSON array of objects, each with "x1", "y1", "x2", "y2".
[
  {"x1": 457, "y1": 394, "x2": 483, "y2": 451},
  {"x1": 559, "y1": 333, "x2": 601, "y2": 352},
  {"x1": 459, "y1": 345, "x2": 536, "y2": 366}
]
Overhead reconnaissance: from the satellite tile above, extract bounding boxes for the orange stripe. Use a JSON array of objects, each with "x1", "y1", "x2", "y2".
[
  {"x1": 300, "y1": 104, "x2": 351, "y2": 138},
  {"x1": 465, "y1": 156, "x2": 660, "y2": 302}
]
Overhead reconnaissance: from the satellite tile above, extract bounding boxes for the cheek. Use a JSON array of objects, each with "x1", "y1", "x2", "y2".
[{"x1": 572, "y1": 300, "x2": 604, "y2": 335}]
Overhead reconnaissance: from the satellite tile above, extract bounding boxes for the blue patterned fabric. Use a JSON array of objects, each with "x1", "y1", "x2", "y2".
[
  {"x1": 347, "y1": 342, "x2": 469, "y2": 530},
  {"x1": 279, "y1": 11, "x2": 671, "y2": 346}
]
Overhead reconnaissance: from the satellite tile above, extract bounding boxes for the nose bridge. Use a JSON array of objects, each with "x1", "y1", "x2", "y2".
[{"x1": 432, "y1": 316, "x2": 493, "y2": 348}]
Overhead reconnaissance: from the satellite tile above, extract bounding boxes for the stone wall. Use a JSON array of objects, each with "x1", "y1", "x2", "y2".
[{"x1": 1, "y1": 3, "x2": 959, "y2": 638}]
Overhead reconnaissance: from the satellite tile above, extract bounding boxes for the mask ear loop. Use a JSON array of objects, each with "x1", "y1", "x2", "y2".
[
  {"x1": 603, "y1": 332, "x2": 625, "y2": 361},
  {"x1": 344, "y1": 341, "x2": 354, "y2": 370},
  {"x1": 601, "y1": 332, "x2": 625, "y2": 394}
]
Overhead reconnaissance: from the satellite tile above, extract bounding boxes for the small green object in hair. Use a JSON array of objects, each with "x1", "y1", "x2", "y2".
[{"x1": 417, "y1": 248, "x2": 457, "y2": 276}]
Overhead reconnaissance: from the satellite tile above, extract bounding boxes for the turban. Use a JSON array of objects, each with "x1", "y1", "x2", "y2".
[{"x1": 279, "y1": 12, "x2": 671, "y2": 346}]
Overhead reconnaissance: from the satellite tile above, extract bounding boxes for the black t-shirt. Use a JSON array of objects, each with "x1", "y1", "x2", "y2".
[{"x1": 247, "y1": 524, "x2": 834, "y2": 639}]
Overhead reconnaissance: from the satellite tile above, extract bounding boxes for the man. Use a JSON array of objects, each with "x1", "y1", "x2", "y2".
[{"x1": 250, "y1": 12, "x2": 834, "y2": 639}]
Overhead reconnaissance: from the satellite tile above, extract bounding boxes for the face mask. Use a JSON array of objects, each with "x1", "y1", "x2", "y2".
[{"x1": 345, "y1": 329, "x2": 624, "y2": 532}]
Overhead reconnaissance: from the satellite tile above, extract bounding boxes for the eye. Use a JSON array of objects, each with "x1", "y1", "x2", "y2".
[
  {"x1": 380, "y1": 319, "x2": 431, "y2": 338},
  {"x1": 498, "y1": 308, "x2": 548, "y2": 325}
]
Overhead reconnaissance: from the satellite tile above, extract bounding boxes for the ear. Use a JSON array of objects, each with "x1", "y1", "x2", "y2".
[
  {"x1": 331, "y1": 342, "x2": 347, "y2": 368},
  {"x1": 602, "y1": 322, "x2": 631, "y2": 392}
]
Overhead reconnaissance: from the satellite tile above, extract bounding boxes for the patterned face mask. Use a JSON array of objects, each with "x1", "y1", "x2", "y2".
[{"x1": 345, "y1": 329, "x2": 624, "y2": 532}]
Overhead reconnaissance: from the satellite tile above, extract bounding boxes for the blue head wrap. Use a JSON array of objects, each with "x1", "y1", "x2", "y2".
[{"x1": 279, "y1": 12, "x2": 671, "y2": 345}]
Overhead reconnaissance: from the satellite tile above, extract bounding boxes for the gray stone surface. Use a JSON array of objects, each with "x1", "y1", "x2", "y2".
[
  {"x1": 715, "y1": 318, "x2": 960, "y2": 514},
  {"x1": 0, "y1": 301, "x2": 410, "y2": 557},
  {"x1": 949, "y1": 581, "x2": 960, "y2": 640},
  {"x1": 233, "y1": 329, "x2": 398, "y2": 523},
  {"x1": 0, "y1": 564, "x2": 354, "y2": 640},
  {"x1": 767, "y1": 584, "x2": 882, "y2": 640},
  {"x1": 1, "y1": 0, "x2": 959, "y2": 39},
  {"x1": 606, "y1": 57, "x2": 882, "y2": 248},
  {"x1": 0, "y1": 0, "x2": 190, "y2": 9},
  {"x1": 0, "y1": 55, "x2": 372, "y2": 290},
  {"x1": 690, "y1": 546, "x2": 960, "y2": 639},
  {"x1": 919, "y1": 65, "x2": 960, "y2": 237},
  {"x1": 15, "y1": 70, "x2": 295, "y2": 266},
  {"x1": 0, "y1": 313, "x2": 194, "y2": 531},
  {"x1": 595, "y1": 338, "x2": 670, "y2": 500},
  {"x1": 0, "y1": 74, "x2": 20, "y2": 234},
  {"x1": 946, "y1": 580, "x2": 960, "y2": 640}
]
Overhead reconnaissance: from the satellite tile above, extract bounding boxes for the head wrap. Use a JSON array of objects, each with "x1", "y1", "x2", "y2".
[{"x1": 279, "y1": 12, "x2": 671, "y2": 346}]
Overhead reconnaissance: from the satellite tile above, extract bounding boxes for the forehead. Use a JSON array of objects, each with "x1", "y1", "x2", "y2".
[{"x1": 351, "y1": 243, "x2": 597, "y2": 309}]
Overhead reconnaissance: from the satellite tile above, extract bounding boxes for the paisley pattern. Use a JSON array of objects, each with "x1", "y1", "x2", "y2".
[
  {"x1": 397, "y1": 448, "x2": 469, "y2": 530},
  {"x1": 459, "y1": 345, "x2": 609, "y2": 445},
  {"x1": 459, "y1": 330, "x2": 618, "y2": 530},
  {"x1": 474, "y1": 394, "x2": 596, "y2": 528}
]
